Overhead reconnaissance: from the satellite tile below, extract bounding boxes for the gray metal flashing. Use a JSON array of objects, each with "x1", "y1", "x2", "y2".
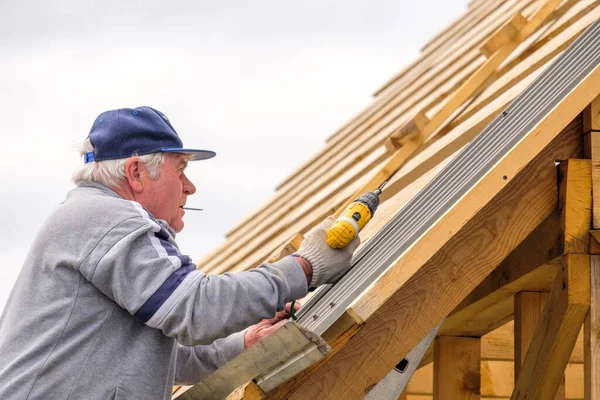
[{"x1": 297, "y1": 18, "x2": 600, "y2": 335}]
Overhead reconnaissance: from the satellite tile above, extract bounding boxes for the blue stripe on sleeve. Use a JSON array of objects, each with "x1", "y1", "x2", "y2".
[{"x1": 134, "y1": 263, "x2": 197, "y2": 323}]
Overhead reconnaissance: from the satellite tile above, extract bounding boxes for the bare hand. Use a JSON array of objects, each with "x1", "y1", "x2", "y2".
[{"x1": 244, "y1": 302, "x2": 301, "y2": 349}]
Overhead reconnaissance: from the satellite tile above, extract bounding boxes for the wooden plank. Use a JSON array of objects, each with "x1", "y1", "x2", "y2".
[
  {"x1": 352, "y1": 79, "x2": 591, "y2": 324},
  {"x1": 511, "y1": 254, "x2": 591, "y2": 400},
  {"x1": 266, "y1": 233, "x2": 303, "y2": 263},
  {"x1": 226, "y1": 383, "x2": 265, "y2": 400},
  {"x1": 262, "y1": 0, "x2": 534, "y2": 201},
  {"x1": 480, "y1": 12, "x2": 528, "y2": 57},
  {"x1": 380, "y1": 0, "x2": 598, "y2": 207},
  {"x1": 217, "y1": 0, "x2": 572, "y2": 260},
  {"x1": 272, "y1": 107, "x2": 585, "y2": 399},
  {"x1": 514, "y1": 292, "x2": 566, "y2": 400},
  {"x1": 405, "y1": 360, "x2": 584, "y2": 399},
  {"x1": 373, "y1": 0, "x2": 527, "y2": 98},
  {"x1": 221, "y1": 0, "x2": 576, "y2": 253},
  {"x1": 343, "y1": 0, "x2": 562, "y2": 215},
  {"x1": 451, "y1": 0, "x2": 600, "y2": 132},
  {"x1": 433, "y1": 336, "x2": 481, "y2": 400},
  {"x1": 584, "y1": 95, "x2": 600, "y2": 133},
  {"x1": 584, "y1": 255, "x2": 600, "y2": 400},
  {"x1": 558, "y1": 160, "x2": 592, "y2": 255},
  {"x1": 442, "y1": 203, "x2": 564, "y2": 338},
  {"x1": 177, "y1": 322, "x2": 328, "y2": 400},
  {"x1": 584, "y1": 95, "x2": 600, "y2": 229}
]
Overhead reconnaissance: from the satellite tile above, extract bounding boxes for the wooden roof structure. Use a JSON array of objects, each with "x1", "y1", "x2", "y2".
[{"x1": 173, "y1": 0, "x2": 600, "y2": 398}]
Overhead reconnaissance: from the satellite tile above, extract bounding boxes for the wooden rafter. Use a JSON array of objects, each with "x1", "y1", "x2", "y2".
[{"x1": 267, "y1": 110, "x2": 585, "y2": 399}]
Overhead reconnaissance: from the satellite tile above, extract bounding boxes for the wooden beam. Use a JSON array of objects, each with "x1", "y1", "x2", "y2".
[
  {"x1": 584, "y1": 255, "x2": 600, "y2": 400},
  {"x1": 343, "y1": 0, "x2": 561, "y2": 216},
  {"x1": 176, "y1": 321, "x2": 329, "y2": 400},
  {"x1": 511, "y1": 254, "x2": 591, "y2": 400},
  {"x1": 266, "y1": 233, "x2": 303, "y2": 263},
  {"x1": 433, "y1": 336, "x2": 481, "y2": 400},
  {"x1": 272, "y1": 106, "x2": 585, "y2": 399},
  {"x1": 406, "y1": 360, "x2": 584, "y2": 399},
  {"x1": 206, "y1": 0, "x2": 588, "y2": 275},
  {"x1": 558, "y1": 159, "x2": 592, "y2": 254},
  {"x1": 442, "y1": 206, "x2": 563, "y2": 338},
  {"x1": 226, "y1": 383, "x2": 265, "y2": 400},
  {"x1": 514, "y1": 292, "x2": 565, "y2": 400},
  {"x1": 583, "y1": 95, "x2": 600, "y2": 229},
  {"x1": 480, "y1": 12, "x2": 527, "y2": 57}
]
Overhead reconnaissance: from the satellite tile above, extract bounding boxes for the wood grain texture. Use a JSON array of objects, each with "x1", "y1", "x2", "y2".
[
  {"x1": 200, "y1": 0, "x2": 590, "y2": 276},
  {"x1": 275, "y1": 109, "x2": 585, "y2": 400},
  {"x1": 352, "y1": 72, "x2": 594, "y2": 323},
  {"x1": 584, "y1": 255, "x2": 600, "y2": 400},
  {"x1": 511, "y1": 254, "x2": 590, "y2": 400},
  {"x1": 223, "y1": 0, "x2": 536, "y2": 241},
  {"x1": 433, "y1": 336, "x2": 481, "y2": 400},
  {"x1": 226, "y1": 383, "x2": 265, "y2": 400},
  {"x1": 584, "y1": 95, "x2": 600, "y2": 229},
  {"x1": 514, "y1": 292, "x2": 566, "y2": 400},
  {"x1": 406, "y1": 360, "x2": 584, "y2": 399},
  {"x1": 558, "y1": 160, "x2": 592, "y2": 254},
  {"x1": 222, "y1": 0, "x2": 598, "y2": 275}
]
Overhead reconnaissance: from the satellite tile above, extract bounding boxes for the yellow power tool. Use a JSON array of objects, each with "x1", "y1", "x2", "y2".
[{"x1": 327, "y1": 181, "x2": 387, "y2": 248}]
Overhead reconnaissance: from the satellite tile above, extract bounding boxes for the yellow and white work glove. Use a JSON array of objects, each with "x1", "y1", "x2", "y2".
[{"x1": 295, "y1": 217, "x2": 361, "y2": 288}]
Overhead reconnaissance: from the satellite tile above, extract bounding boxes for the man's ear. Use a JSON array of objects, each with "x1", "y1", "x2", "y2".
[{"x1": 124, "y1": 157, "x2": 144, "y2": 193}]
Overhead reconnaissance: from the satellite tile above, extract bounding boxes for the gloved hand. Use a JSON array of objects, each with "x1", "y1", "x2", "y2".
[{"x1": 295, "y1": 217, "x2": 361, "y2": 288}]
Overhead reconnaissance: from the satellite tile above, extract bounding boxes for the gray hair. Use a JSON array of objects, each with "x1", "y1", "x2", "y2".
[{"x1": 72, "y1": 139, "x2": 165, "y2": 187}]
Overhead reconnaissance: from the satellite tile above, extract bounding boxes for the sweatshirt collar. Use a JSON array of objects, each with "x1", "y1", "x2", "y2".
[{"x1": 77, "y1": 182, "x2": 177, "y2": 239}]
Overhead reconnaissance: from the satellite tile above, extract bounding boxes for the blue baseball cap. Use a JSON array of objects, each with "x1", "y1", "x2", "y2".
[{"x1": 84, "y1": 106, "x2": 216, "y2": 163}]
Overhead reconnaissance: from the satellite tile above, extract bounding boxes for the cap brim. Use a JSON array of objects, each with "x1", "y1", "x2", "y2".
[{"x1": 160, "y1": 148, "x2": 216, "y2": 161}]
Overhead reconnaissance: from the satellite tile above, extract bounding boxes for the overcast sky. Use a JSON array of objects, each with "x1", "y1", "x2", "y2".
[{"x1": 0, "y1": 0, "x2": 467, "y2": 312}]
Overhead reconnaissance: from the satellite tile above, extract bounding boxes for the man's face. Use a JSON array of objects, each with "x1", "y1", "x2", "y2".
[{"x1": 138, "y1": 153, "x2": 196, "y2": 233}]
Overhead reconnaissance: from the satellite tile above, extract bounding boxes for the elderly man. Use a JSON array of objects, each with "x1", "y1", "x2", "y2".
[{"x1": 0, "y1": 106, "x2": 359, "y2": 399}]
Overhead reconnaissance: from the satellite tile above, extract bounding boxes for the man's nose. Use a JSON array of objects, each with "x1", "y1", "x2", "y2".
[{"x1": 182, "y1": 174, "x2": 196, "y2": 195}]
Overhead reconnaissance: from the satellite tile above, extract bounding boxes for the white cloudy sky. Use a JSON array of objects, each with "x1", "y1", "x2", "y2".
[{"x1": 0, "y1": 0, "x2": 467, "y2": 312}]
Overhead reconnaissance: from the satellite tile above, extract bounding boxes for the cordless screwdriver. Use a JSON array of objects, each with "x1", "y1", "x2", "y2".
[{"x1": 327, "y1": 181, "x2": 387, "y2": 248}]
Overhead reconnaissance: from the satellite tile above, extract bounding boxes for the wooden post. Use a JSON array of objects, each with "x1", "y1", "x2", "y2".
[
  {"x1": 514, "y1": 291, "x2": 565, "y2": 400},
  {"x1": 583, "y1": 96, "x2": 600, "y2": 228},
  {"x1": 511, "y1": 254, "x2": 591, "y2": 400},
  {"x1": 584, "y1": 255, "x2": 600, "y2": 400},
  {"x1": 433, "y1": 336, "x2": 481, "y2": 400},
  {"x1": 584, "y1": 96, "x2": 600, "y2": 399},
  {"x1": 558, "y1": 160, "x2": 592, "y2": 255}
]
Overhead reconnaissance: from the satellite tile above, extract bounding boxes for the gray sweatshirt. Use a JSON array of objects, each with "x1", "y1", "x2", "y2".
[{"x1": 0, "y1": 182, "x2": 308, "y2": 399}]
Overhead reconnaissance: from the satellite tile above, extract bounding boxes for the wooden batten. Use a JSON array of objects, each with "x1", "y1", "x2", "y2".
[
  {"x1": 205, "y1": 0, "x2": 585, "y2": 276},
  {"x1": 272, "y1": 112, "x2": 585, "y2": 399},
  {"x1": 224, "y1": 0, "x2": 536, "y2": 243},
  {"x1": 480, "y1": 12, "x2": 527, "y2": 57},
  {"x1": 176, "y1": 2, "x2": 600, "y2": 399}
]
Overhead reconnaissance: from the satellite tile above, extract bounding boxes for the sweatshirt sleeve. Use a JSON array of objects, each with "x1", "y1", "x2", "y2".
[
  {"x1": 78, "y1": 211, "x2": 308, "y2": 346},
  {"x1": 174, "y1": 330, "x2": 246, "y2": 385}
]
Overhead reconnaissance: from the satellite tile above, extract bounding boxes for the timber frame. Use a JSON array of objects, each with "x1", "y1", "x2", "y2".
[
  {"x1": 170, "y1": 1, "x2": 600, "y2": 399},
  {"x1": 220, "y1": 100, "x2": 600, "y2": 400}
]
